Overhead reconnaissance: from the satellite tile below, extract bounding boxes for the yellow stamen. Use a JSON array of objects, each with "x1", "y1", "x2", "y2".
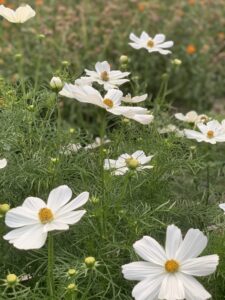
[
  {"x1": 126, "y1": 158, "x2": 139, "y2": 169},
  {"x1": 101, "y1": 71, "x2": 109, "y2": 81},
  {"x1": 147, "y1": 39, "x2": 154, "y2": 48},
  {"x1": 165, "y1": 259, "x2": 180, "y2": 273},
  {"x1": 38, "y1": 208, "x2": 54, "y2": 224},
  {"x1": 103, "y1": 98, "x2": 114, "y2": 108},
  {"x1": 207, "y1": 130, "x2": 214, "y2": 138}
]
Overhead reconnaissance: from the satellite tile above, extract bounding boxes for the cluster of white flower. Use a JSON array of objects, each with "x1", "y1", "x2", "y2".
[{"x1": 1, "y1": 4, "x2": 225, "y2": 300}]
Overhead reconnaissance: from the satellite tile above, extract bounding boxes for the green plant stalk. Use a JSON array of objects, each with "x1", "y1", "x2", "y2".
[{"x1": 47, "y1": 233, "x2": 55, "y2": 299}]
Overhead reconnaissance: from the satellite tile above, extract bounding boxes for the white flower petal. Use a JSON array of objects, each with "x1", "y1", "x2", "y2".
[
  {"x1": 133, "y1": 236, "x2": 166, "y2": 265},
  {"x1": 5, "y1": 207, "x2": 38, "y2": 228},
  {"x1": 56, "y1": 192, "x2": 89, "y2": 216},
  {"x1": 122, "y1": 261, "x2": 164, "y2": 281},
  {"x1": 179, "y1": 273, "x2": 212, "y2": 300},
  {"x1": 158, "y1": 273, "x2": 185, "y2": 300},
  {"x1": 153, "y1": 34, "x2": 165, "y2": 44},
  {"x1": 175, "y1": 229, "x2": 207, "y2": 261},
  {"x1": 104, "y1": 159, "x2": 117, "y2": 170},
  {"x1": 22, "y1": 197, "x2": 46, "y2": 211},
  {"x1": 47, "y1": 185, "x2": 72, "y2": 213},
  {"x1": 57, "y1": 210, "x2": 86, "y2": 225},
  {"x1": 132, "y1": 274, "x2": 164, "y2": 300},
  {"x1": 180, "y1": 255, "x2": 219, "y2": 276},
  {"x1": 165, "y1": 224, "x2": 182, "y2": 259},
  {"x1": 43, "y1": 221, "x2": 69, "y2": 233},
  {"x1": 219, "y1": 203, "x2": 225, "y2": 212},
  {"x1": 0, "y1": 158, "x2": 7, "y2": 169},
  {"x1": 4, "y1": 224, "x2": 47, "y2": 250}
]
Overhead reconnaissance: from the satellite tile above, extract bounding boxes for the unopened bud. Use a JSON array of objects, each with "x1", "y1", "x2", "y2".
[{"x1": 50, "y1": 76, "x2": 63, "y2": 91}]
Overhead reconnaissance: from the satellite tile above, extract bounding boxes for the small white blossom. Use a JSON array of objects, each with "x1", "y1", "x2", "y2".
[
  {"x1": 0, "y1": 4, "x2": 36, "y2": 23},
  {"x1": 50, "y1": 77, "x2": 63, "y2": 90},
  {"x1": 104, "y1": 150, "x2": 154, "y2": 176},
  {"x1": 129, "y1": 32, "x2": 173, "y2": 55},
  {"x1": 158, "y1": 124, "x2": 184, "y2": 137},
  {"x1": 175, "y1": 111, "x2": 209, "y2": 124},
  {"x1": 80, "y1": 61, "x2": 130, "y2": 90}
]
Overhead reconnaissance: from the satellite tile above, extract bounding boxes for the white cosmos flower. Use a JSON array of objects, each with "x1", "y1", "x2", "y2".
[
  {"x1": 129, "y1": 32, "x2": 174, "y2": 55},
  {"x1": 60, "y1": 143, "x2": 82, "y2": 155},
  {"x1": 3, "y1": 185, "x2": 89, "y2": 250},
  {"x1": 184, "y1": 120, "x2": 225, "y2": 144},
  {"x1": 80, "y1": 61, "x2": 130, "y2": 90},
  {"x1": 122, "y1": 224, "x2": 219, "y2": 300},
  {"x1": 104, "y1": 150, "x2": 154, "y2": 176},
  {"x1": 84, "y1": 137, "x2": 111, "y2": 150},
  {"x1": 60, "y1": 85, "x2": 154, "y2": 125},
  {"x1": 0, "y1": 158, "x2": 7, "y2": 169},
  {"x1": 122, "y1": 93, "x2": 148, "y2": 103},
  {"x1": 175, "y1": 111, "x2": 209, "y2": 124},
  {"x1": 0, "y1": 4, "x2": 36, "y2": 23}
]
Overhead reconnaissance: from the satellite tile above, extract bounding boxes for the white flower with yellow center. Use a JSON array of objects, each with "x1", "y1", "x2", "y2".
[
  {"x1": 122, "y1": 224, "x2": 219, "y2": 300},
  {"x1": 129, "y1": 32, "x2": 174, "y2": 55},
  {"x1": 80, "y1": 61, "x2": 130, "y2": 90},
  {"x1": 175, "y1": 111, "x2": 209, "y2": 124},
  {"x1": 184, "y1": 120, "x2": 225, "y2": 144},
  {"x1": 0, "y1": 4, "x2": 36, "y2": 23},
  {"x1": 0, "y1": 158, "x2": 7, "y2": 169},
  {"x1": 104, "y1": 150, "x2": 154, "y2": 176},
  {"x1": 3, "y1": 185, "x2": 89, "y2": 250},
  {"x1": 60, "y1": 85, "x2": 154, "y2": 125},
  {"x1": 122, "y1": 93, "x2": 148, "y2": 103}
]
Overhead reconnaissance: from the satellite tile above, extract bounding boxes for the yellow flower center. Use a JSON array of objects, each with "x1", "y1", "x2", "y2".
[
  {"x1": 100, "y1": 71, "x2": 109, "y2": 81},
  {"x1": 103, "y1": 98, "x2": 114, "y2": 108},
  {"x1": 126, "y1": 158, "x2": 139, "y2": 169},
  {"x1": 207, "y1": 130, "x2": 214, "y2": 138},
  {"x1": 38, "y1": 208, "x2": 54, "y2": 224},
  {"x1": 147, "y1": 39, "x2": 154, "y2": 48},
  {"x1": 165, "y1": 259, "x2": 180, "y2": 273}
]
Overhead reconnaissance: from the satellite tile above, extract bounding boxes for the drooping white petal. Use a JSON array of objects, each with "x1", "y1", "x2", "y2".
[
  {"x1": 22, "y1": 197, "x2": 46, "y2": 211},
  {"x1": 0, "y1": 4, "x2": 35, "y2": 23},
  {"x1": 56, "y1": 192, "x2": 89, "y2": 216},
  {"x1": 4, "y1": 224, "x2": 47, "y2": 250},
  {"x1": 133, "y1": 236, "x2": 166, "y2": 265},
  {"x1": 47, "y1": 185, "x2": 72, "y2": 213},
  {"x1": 122, "y1": 261, "x2": 164, "y2": 281},
  {"x1": 179, "y1": 273, "x2": 212, "y2": 300},
  {"x1": 165, "y1": 224, "x2": 182, "y2": 259},
  {"x1": 132, "y1": 274, "x2": 164, "y2": 300},
  {"x1": 5, "y1": 207, "x2": 38, "y2": 228},
  {"x1": 175, "y1": 228, "x2": 208, "y2": 261},
  {"x1": 180, "y1": 255, "x2": 219, "y2": 276},
  {"x1": 158, "y1": 273, "x2": 185, "y2": 300}
]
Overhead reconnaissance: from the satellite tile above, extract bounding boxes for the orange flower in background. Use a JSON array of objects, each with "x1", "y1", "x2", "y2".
[
  {"x1": 186, "y1": 44, "x2": 196, "y2": 55},
  {"x1": 137, "y1": 2, "x2": 146, "y2": 12},
  {"x1": 35, "y1": 0, "x2": 44, "y2": 6},
  {"x1": 0, "y1": 0, "x2": 6, "y2": 4},
  {"x1": 217, "y1": 32, "x2": 225, "y2": 41},
  {"x1": 188, "y1": 0, "x2": 196, "y2": 5}
]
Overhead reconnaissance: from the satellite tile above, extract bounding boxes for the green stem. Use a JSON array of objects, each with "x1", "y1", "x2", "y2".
[{"x1": 47, "y1": 233, "x2": 55, "y2": 299}]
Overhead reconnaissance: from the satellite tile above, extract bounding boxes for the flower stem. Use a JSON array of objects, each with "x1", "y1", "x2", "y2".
[{"x1": 47, "y1": 233, "x2": 55, "y2": 299}]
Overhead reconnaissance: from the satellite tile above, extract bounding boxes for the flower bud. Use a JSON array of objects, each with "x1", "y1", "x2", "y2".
[
  {"x1": 0, "y1": 203, "x2": 10, "y2": 216},
  {"x1": 6, "y1": 274, "x2": 18, "y2": 286},
  {"x1": 14, "y1": 53, "x2": 23, "y2": 60},
  {"x1": 119, "y1": 55, "x2": 129, "y2": 64},
  {"x1": 50, "y1": 157, "x2": 59, "y2": 163},
  {"x1": 37, "y1": 34, "x2": 45, "y2": 40},
  {"x1": 84, "y1": 256, "x2": 96, "y2": 268},
  {"x1": 67, "y1": 268, "x2": 77, "y2": 277},
  {"x1": 67, "y1": 283, "x2": 77, "y2": 292},
  {"x1": 50, "y1": 76, "x2": 63, "y2": 91},
  {"x1": 61, "y1": 60, "x2": 70, "y2": 67},
  {"x1": 69, "y1": 128, "x2": 75, "y2": 134},
  {"x1": 171, "y1": 58, "x2": 182, "y2": 66},
  {"x1": 90, "y1": 196, "x2": 100, "y2": 204}
]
